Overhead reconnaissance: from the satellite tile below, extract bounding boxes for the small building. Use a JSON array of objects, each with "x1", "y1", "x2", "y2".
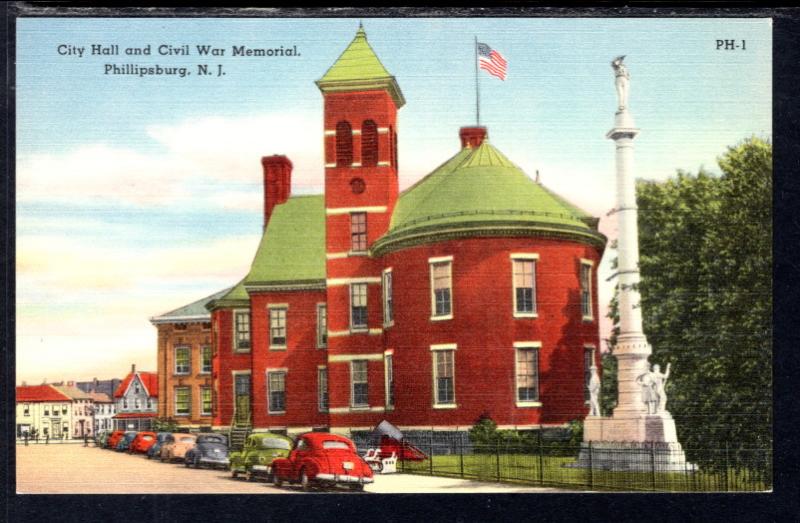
[
  {"x1": 112, "y1": 365, "x2": 158, "y2": 431},
  {"x1": 86, "y1": 392, "x2": 115, "y2": 434},
  {"x1": 52, "y1": 382, "x2": 95, "y2": 438},
  {"x1": 16, "y1": 384, "x2": 73, "y2": 439},
  {"x1": 150, "y1": 288, "x2": 229, "y2": 429}
]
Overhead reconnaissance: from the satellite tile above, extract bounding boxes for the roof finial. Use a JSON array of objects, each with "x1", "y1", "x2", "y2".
[
  {"x1": 357, "y1": 20, "x2": 366, "y2": 38},
  {"x1": 535, "y1": 170, "x2": 541, "y2": 183}
]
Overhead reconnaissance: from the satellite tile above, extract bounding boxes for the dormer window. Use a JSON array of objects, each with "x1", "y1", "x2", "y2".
[
  {"x1": 361, "y1": 120, "x2": 378, "y2": 167},
  {"x1": 336, "y1": 121, "x2": 353, "y2": 166}
]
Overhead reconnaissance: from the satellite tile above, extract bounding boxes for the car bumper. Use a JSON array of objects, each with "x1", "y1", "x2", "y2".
[
  {"x1": 200, "y1": 457, "x2": 230, "y2": 465},
  {"x1": 315, "y1": 473, "x2": 374, "y2": 484},
  {"x1": 251, "y1": 465, "x2": 271, "y2": 472}
]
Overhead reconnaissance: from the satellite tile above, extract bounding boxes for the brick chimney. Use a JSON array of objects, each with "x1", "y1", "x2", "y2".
[
  {"x1": 261, "y1": 155, "x2": 293, "y2": 229},
  {"x1": 131, "y1": 363, "x2": 136, "y2": 374},
  {"x1": 459, "y1": 126, "x2": 488, "y2": 149}
]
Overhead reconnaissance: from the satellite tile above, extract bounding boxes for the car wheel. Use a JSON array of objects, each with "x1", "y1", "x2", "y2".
[
  {"x1": 349, "y1": 483, "x2": 364, "y2": 492},
  {"x1": 273, "y1": 475, "x2": 283, "y2": 488},
  {"x1": 184, "y1": 460, "x2": 191, "y2": 468},
  {"x1": 231, "y1": 468, "x2": 239, "y2": 479},
  {"x1": 300, "y1": 469, "x2": 311, "y2": 492},
  {"x1": 246, "y1": 470, "x2": 254, "y2": 482}
]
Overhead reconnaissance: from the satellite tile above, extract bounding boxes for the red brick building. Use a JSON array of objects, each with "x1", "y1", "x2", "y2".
[{"x1": 207, "y1": 27, "x2": 605, "y2": 440}]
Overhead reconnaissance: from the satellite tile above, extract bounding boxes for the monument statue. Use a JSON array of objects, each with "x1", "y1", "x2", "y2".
[
  {"x1": 611, "y1": 55, "x2": 630, "y2": 112},
  {"x1": 636, "y1": 363, "x2": 671, "y2": 415},
  {"x1": 588, "y1": 364, "x2": 601, "y2": 416}
]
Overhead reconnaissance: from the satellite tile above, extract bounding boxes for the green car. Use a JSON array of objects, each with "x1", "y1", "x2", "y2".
[{"x1": 229, "y1": 432, "x2": 293, "y2": 482}]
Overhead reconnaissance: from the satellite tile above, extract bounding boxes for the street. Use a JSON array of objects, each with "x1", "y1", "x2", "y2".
[{"x1": 16, "y1": 444, "x2": 567, "y2": 494}]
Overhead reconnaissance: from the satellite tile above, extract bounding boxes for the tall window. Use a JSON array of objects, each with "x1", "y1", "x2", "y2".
[
  {"x1": 350, "y1": 212, "x2": 367, "y2": 252},
  {"x1": 351, "y1": 360, "x2": 369, "y2": 407},
  {"x1": 268, "y1": 371, "x2": 286, "y2": 413},
  {"x1": 318, "y1": 367, "x2": 329, "y2": 412},
  {"x1": 580, "y1": 261, "x2": 593, "y2": 320},
  {"x1": 516, "y1": 347, "x2": 539, "y2": 402},
  {"x1": 201, "y1": 387, "x2": 213, "y2": 416},
  {"x1": 382, "y1": 269, "x2": 393, "y2": 325},
  {"x1": 361, "y1": 119, "x2": 378, "y2": 167},
  {"x1": 235, "y1": 311, "x2": 251, "y2": 351},
  {"x1": 23, "y1": 404, "x2": 29, "y2": 416},
  {"x1": 200, "y1": 346, "x2": 212, "y2": 374},
  {"x1": 513, "y1": 258, "x2": 537, "y2": 315},
  {"x1": 584, "y1": 347, "x2": 595, "y2": 401},
  {"x1": 350, "y1": 283, "x2": 368, "y2": 330},
  {"x1": 391, "y1": 126, "x2": 398, "y2": 169},
  {"x1": 269, "y1": 307, "x2": 287, "y2": 348},
  {"x1": 175, "y1": 346, "x2": 190, "y2": 374},
  {"x1": 317, "y1": 304, "x2": 327, "y2": 348},
  {"x1": 430, "y1": 258, "x2": 453, "y2": 319},
  {"x1": 175, "y1": 387, "x2": 190, "y2": 416},
  {"x1": 433, "y1": 349, "x2": 455, "y2": 405},
  {"x1": 44, "y1": 406, "x2": 50, "y2": 416},
  {"x1": 336, "y1": 121, "x2": 353, "y2": 166},
  {"x1": 385, "y1": 354, "x2": 394, "y2": 408}
]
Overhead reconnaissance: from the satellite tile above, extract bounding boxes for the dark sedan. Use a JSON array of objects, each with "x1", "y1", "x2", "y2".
[
  {"x1": 184, "y1": 433, "x2": 230, "y2": 469},
  {"x1": 115, "y1": 431, "x2": 138, "y2": 452},
  {"x1": 147, "y1": 432, "x2": 172, "y2": 460}
]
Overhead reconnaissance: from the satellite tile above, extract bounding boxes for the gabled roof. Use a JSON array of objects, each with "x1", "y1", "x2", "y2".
[
  {"x1": 316, "y1": 25, "x2": 405, "y2": 108},
  {"x1": 86, "y1": 392, "x2": 113, "y2": 403},
  {"x1": 243, "y1": 195, "x2": 326, "y2": 290},
  {"x1": 51, "y1": 384, "x2": 92, "y2": 400},
  {"x1": 151, "y1": 287, "x2": 231, "y2": 324},
  {"x1": 16, "y1": 385, "x2": 71, "y2": 402},
  {"x1": 207, "y1": 279, "x2": 249, "y2": 311},
  {"x1": 372, "y1": 141, "x2": 606, "y2": 255},
  {"x1": 114, "y1": 371, "x2": 158, "y2": 398}
]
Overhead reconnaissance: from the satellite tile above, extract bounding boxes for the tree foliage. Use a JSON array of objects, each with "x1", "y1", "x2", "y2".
[{"x1": 607, "y1": 137, "x2": 772, "y2": 457}]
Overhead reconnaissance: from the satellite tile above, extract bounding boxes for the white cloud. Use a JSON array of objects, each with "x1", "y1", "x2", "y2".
[{"x1": 17, "y1": 112, "x2": 324, "y2": 209}]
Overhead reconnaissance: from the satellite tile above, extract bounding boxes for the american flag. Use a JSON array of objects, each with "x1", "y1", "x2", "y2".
[{"x1": 477, "y1": 42, "x2": 507, "y2": 80}]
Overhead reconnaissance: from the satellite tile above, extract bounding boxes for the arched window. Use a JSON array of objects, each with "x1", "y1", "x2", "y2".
[
  {"x1": 336, "y1": 121, "x2": 353, "y2": 166},
  {"x1": 361, "y1": 120, "x2": 378, "y2": 167}
]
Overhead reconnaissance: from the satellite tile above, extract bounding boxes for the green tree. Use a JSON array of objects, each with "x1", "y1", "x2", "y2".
[{"x1": 606, "y1": 137, "x2": 771, "y2": 462}]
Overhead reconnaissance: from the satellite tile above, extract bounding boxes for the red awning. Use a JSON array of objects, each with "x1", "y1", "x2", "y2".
[{"x1": 113, "y1": 412, "x2": 157, "y2": 419}]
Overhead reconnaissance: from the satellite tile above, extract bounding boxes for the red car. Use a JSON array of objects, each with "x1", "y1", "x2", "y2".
[
  {"x1": 106, "y1": 430, "x2": 125, "y2": 449},
  {"x1": 129, "y1": 431, "x2": 157, "y2": 454},
  {"x1": 271, "y1": 433, "x2": 374, "y2": 491}
]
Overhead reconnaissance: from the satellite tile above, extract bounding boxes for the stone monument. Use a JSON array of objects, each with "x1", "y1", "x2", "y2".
[{"x1": 574, "y1": 56, "x2": 692, "y2": 472}]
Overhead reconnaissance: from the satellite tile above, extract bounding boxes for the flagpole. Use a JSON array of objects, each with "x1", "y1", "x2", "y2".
[{"x1": 474, "y1": 36, "x2": 480, "y2": 126}]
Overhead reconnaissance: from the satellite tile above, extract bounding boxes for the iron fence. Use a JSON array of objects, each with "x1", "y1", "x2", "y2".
[{"x1": 358, "y1": 435, "x2": 772, "y2": 492}]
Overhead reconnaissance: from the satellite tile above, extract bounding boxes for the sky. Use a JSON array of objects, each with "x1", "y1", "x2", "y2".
[{"x1": 15, "y1": 17, "x2": 772, "y2": 385}]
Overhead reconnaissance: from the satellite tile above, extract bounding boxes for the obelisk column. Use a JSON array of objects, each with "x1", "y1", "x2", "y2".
[{"x1": 606, "y1": 56, "x2": 650, "y2": 419}]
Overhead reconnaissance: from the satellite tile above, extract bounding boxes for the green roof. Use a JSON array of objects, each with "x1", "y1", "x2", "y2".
[
  {"x1": 373, "y1": 141, "x2": 605, "y2": 254},
  {"x1": 207, "y1": 279, "x2": 248, "y2": 311},
  {"x1": 152, "y1": 287, "x2": 231, "y2": 322},
  {"x1": 316, "y1": 25, "x2": 405, "y2": 108},
  {"x1": 243, "y1": 195, "x2": 326, "y2": 288}
]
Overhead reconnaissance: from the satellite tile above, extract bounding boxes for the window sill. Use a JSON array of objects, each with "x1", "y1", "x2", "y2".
[
  {"x1": 200, "y1": 370, "x2": 212, "y2": 375},
  {"x1": 430, "y1": 315, "x2": 453, "y2": 322},
  {"x1": 234, "y1": 349, "x2": 251, "y2": 354},
  {"x1": 350, "y1": 405, "x2": 370, "y2": 411},
  {"x1": 513, "y1": 312, "x2": 538, "y2": 319},
  {"x1": 350, "y1": 327, "x2": 369, "y2": 334},
  {"x1": 268, "y1": 411, "x2": 286, "y2": 415},
  {"x1": 433, "y1": 403, "x2": 457, "y2": 409},
  {"x1": 516, "y1": 401, "x2": 542, "y2": 408},
  {"x1": 582, "y1": 316, "x2": 594, "y2": 322},
  {"x1": 173, "y1": 372, "x2": 191, "y2": 376},
  {"x1": 269, "y1": 346, "x2": 287, "y2": 351},
  {"x1": 348, "y1": 250, "x2": 369, "y2": 257},
  {"x1": 174, "y1": 414, "x2": 190, "y2": 417}
]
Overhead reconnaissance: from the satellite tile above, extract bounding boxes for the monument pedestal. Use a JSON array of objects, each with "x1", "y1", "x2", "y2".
[{"x1": 573, "y1": 414, "x2": 694, "y2": 472}]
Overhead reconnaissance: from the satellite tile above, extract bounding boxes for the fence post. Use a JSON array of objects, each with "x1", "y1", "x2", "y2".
[
  {"x1": 429, "y1": 431, "x2": 434, "y2": 476},
  {"x1": 588, "y1": 441, "x2": 593, "y2": 490},
  {"x1": 495, "y1": 440, "x2": 501, "y2": 482},
  {"x1": 459, "y1": 436, "x2": 464, "y2": 479},
  {"x1": 650, "y1": 443, "x2": 657, "y2": 491},
  {"x1": 538, "y1": 432, "x2": 544, "y2": 486}
]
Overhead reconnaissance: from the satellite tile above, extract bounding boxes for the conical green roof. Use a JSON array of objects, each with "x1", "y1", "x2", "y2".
[
  {"x1": 316, "y1": 25, "x2": 405, "y2": 107},
  {"x1": 372, "y1": 141, "x2": 605, "y2": 255}
]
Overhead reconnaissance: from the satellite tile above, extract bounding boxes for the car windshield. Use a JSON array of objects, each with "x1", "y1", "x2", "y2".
[
  {"x1": 201, "y1": 436, "x2": 225, "y2": 444},
  {"x1": 260, "y1": 438, "x2": 291, "y2": 450},
  {"x1": 179, "y1": 436, "x2": 195, "y2": 442},
  {"x1": 322, "y1": 441, "x2": 351, "y2": 450}
]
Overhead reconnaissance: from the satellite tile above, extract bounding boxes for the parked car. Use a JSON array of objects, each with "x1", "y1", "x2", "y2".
[
  {"x1": 271, "y1": 433, "x2": 374, "y2": 491},
  {"x1": 160, "y1": 433, "x2": 197, "y2": 462},
  {"x1": 129, "y1": 431, "x2": 158, "y2": 454},
  {"x1": 147, "y1": 432, "x2": 172, "y2": 460},
  {"x1": 106, "y1": 430, "x2": 125, "y2": 449},
  {"x1": 115, "y1": 431, "x2": 138, "y2": 452},
  {"x1": 229, "y1": 432, "x2": 293, "y2": 481},
  {"x1": 94, "y1": 430, "x2": 110, "y2": 448},
  {"x1": 184, "y1": 433, "x2": 230, "y2": 469}
]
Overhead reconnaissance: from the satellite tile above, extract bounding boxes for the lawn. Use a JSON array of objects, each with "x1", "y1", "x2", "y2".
[{"x1": 398, "y1": 453, "x2": 770, "y2": 492}]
